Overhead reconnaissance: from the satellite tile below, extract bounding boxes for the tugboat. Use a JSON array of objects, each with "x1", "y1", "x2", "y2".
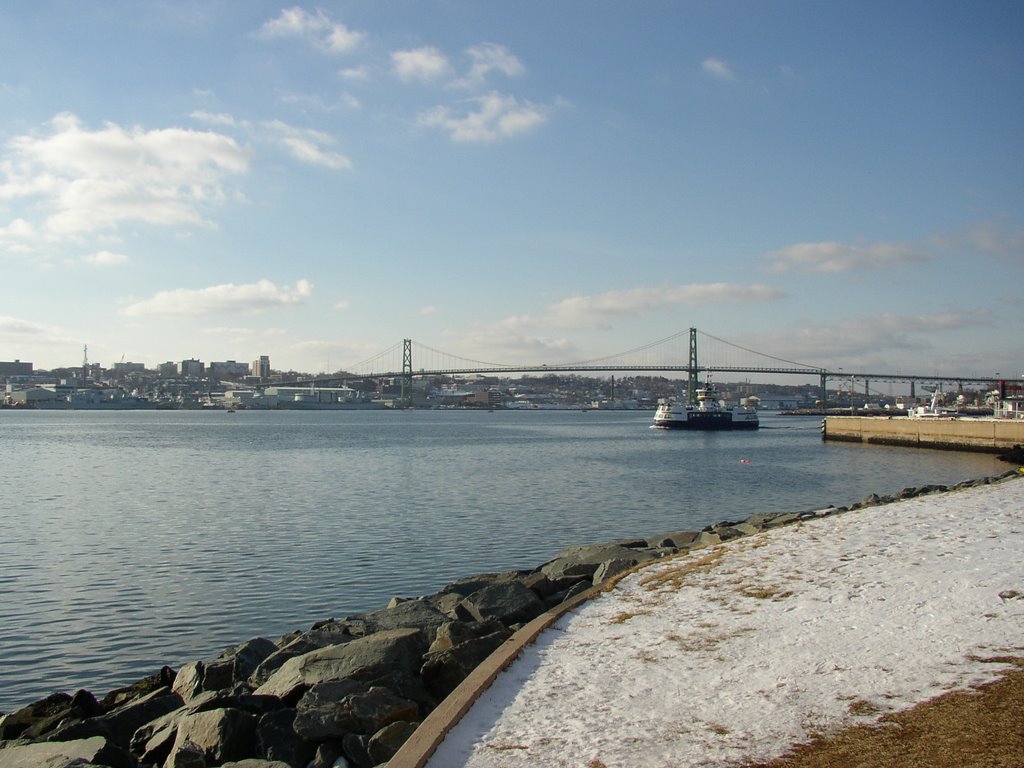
[{"x1": 652, "y1": 379, "x2": 759, "y2": 430}]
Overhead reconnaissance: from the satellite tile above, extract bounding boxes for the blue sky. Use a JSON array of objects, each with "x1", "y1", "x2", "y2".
[{"x1": 1, "y1": 1, "x2": 1021, "y2": 380}]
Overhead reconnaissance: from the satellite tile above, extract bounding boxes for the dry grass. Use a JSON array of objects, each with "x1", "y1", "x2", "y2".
[
  {"x1": 637, "y1": 548, "x2": 727, "y2": 591},
  {"x1": 741, "y1": 660, "x2": 1024, "y2": 768}
]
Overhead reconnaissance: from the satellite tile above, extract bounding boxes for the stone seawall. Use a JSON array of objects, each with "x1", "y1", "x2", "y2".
[
  {"x1": 1, "y1": 471, "x2": 1021, "y2": 768},
  {"x1": 822, "y1": 416, "x2": 1024, "y2": 452}
]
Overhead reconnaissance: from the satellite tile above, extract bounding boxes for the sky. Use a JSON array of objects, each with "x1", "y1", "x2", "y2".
[
  {"x1": 1, "y1": 1, "x2": 1022, "y2": 379},
  {"x1": 425, "y1": 476, "x2": 1024, "y2": 767}
]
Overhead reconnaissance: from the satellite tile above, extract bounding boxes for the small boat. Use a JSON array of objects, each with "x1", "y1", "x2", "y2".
[
  {"x1": 652, "y1": 380, "x2": 759, "y2": 430},
  {"x1": 908, "y1": 389, "x2": 958, "y2": 419}
]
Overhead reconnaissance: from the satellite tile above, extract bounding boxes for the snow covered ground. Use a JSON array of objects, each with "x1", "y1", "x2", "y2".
[{"x1": 427, "y1": 475, "x2": 1024, "y2": 768}]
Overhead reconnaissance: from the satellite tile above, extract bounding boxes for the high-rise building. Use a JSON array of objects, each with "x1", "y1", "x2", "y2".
[{"x1": 252, "y1": 355, "x2": 271, "y2": 380}]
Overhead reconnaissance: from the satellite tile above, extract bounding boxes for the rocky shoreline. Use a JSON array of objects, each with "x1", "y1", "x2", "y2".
[{"x1": 1, "y1": 470, "x2": 1020, "y2": 768}]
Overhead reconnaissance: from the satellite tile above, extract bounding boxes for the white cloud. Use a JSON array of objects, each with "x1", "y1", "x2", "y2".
[
  {"x1": 765, "y1": 241, "x2": 931, "y2": 273},
  {"x1": 121, "y1": 278, "x2": 313, "y2": 317},
  {"x1": 449, "y1": 283, "x2": 783, "y2": 364},
  {"x1": 189, "y1": 110, "x2": 237, "y2": 126},
  {"x1": 0, "y1": 314, "x2": 50, "y2": 337},
  {"x1": 334, "y1": 299, "x2": 351, "y2": 310},
  {"x1": 83, "y1": 249, "x2": 130, "y2": 266},
  {"x1": 968, "y1": 218, "x2": 1024, "y2": 264},
  {"x1": 748, "y1": 308, "x2": 993, "y2": 368},
  {"x1": 259, "y1": 7, "x2": 364, "y2": 54},
  {"x1": 702, "y1": 57, "x2": 734, "y2": 80},
  {"x1": 0, "y1": 217, "x2": 36, "y2": 252},
  {"x1": 0, "y1": 113, "x2": 249, "y2": 243},
  {"x1": 339, "y1": 65, "x2": 370, "y2": 81},
  {"x1": 454, "y1": 43, "x2": 525, "y2": 88},
  {"x1": 263, "y1": 120, "x2": 352, "y2": 170},
  {"x1": 547, "y1": 284, "x2": 784, "y2": 327},
  {"x1": 392, "y1": 47, "x2": 451, "y2": 82},
  {"x1": 418, "y1": 92, "x2": 546, "y2": 143},
  {"x1": 420, "y1": 305, "x2": 437, "y2": 316}
]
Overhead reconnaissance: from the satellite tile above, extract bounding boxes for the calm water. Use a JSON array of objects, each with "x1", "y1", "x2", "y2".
[{"x1": 0, "y1": 409, "x2": 1007, "y2": 712}]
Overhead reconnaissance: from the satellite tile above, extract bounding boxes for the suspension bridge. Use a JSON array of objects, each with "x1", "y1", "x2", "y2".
[{"x1": 293, "y1": 328, "x2": 1001, "y2": 406}]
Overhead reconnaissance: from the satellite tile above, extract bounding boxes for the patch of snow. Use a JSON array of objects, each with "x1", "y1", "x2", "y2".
[{"x1": 428, "y1": 477, "x2": 1024, "y2": 768}]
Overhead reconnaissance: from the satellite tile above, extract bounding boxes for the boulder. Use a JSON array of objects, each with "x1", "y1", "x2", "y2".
[
  {"x1": 255, "y1": 708, "x2": 315, "y2": 768},
  {"x1": 421, "y1": 630, "x2": 511, "y2": 699},
  {"x1": 367, "y1": 720, "x2": 419, "y2": 765},
  {"x1": 518, "y1": 570, "x2": 580, "y2": 599},
  {"x1": 359, "y1": 599, "x2": 449, "y2": 643},
  {"x1": 99, "y1": 666, "x2": 177, "y2": 711},
  {"x1": 166, "y1": 708, "x2": 258, "y2": 766},
  {"x1": 0, "y1": 692, "x2": 73, "y2": 741},
  {"x1": 251, "y1": 622, "x2": 359, "y2": 686},
  {"x1": 254, "y1": 628, "x2": 425, "y2": 702},
  {"x1": 460, "y1": 581, "x2": 546, "y2": 626},
  {"x1": 221, "y1": 761, "x2": 294, "y2": 768},
  {"x1": 173, "y1": 662, "x2": 205, "y2": 701},
  {"x1": 427, "y1": 619, "x2": 507, "y2": 654},
  {"x1": 309, "y1": 741, "x2": 348, "y2": 768},
  {"x1": 202, "y1": 658, "x2": 235, "y2": 692},
  {"x1": 438, "y1": 571, "x2": 525, "y2": 597},
  {"x1": 294, "y1": 685, "x2": 418, "y2": 742},
  {"x1": 47, "y1": 687, "x2": 183, "y2": 750},
  {"x1": 229, "y1": 638, "x2": 279, "y2": 684},
  {"x1": 540, "y1": 543, "x2": 657, "y2": 581},
  {"x1": 166, "y1": 738, "x2": 206, "y2": 768},
  {"x1": 592, "y1": 557, "x2": 638, "y2": 585},
  {"x1": 0, "y1": 736, "x2": 131, "y2": 768}
]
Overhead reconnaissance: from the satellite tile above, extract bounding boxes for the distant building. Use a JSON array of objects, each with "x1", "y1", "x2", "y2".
[
  {"x1": 0, "y1": 360, "x2": 33, "y2": 379},
  {"x1": 158, "y1": 362, "x2": 178, "y2": 377},
  {"x1": 178, "y1": 359, "x2": 205, "y2": 378},
  {"x1": 112, "y1": 362, "x2": 146, "y2": 374},
  {"x1": 252, "y1": 355, "x2": 271, "y2": 380},
  {"x1": 208, "y1": 360, "x2": 250, "y2": 379}
]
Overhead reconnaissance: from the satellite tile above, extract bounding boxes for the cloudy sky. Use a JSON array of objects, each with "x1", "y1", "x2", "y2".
[{"x1": 1, "y1": 1, "x2": 1021, "y2": 378}]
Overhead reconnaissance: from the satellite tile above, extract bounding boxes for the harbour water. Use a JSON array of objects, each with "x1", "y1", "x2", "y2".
[{"x1": 0, "y1": 409, "x2": 1007, "y2": 713}]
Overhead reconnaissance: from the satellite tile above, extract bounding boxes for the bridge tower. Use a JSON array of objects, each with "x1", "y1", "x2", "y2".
[
  {"x1": 688, "y1": 328, "x2": 698, "y2": 405},
  {"x1": 401, "y1": 339, "x2": 413, "y2": 408}
]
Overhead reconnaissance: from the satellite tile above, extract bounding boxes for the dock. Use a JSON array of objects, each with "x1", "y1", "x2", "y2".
[{"x1": 822, "y1": 416, "x2": 1024, "y2": 453}]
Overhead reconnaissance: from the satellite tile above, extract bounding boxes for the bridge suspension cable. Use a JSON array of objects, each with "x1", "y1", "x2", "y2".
[{"x1": 698, "y1": 330, "x2": 823, "y2": 372}]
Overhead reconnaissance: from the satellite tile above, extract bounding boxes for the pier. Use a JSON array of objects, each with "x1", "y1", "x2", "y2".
[{"x1": 822, "y1": 416, "x2": 1024, "y2": 453}]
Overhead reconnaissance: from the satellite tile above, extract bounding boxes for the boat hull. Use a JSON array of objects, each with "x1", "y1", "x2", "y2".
[{"x1": 653, "y1": 413, "x2": 759, "y2": 430}]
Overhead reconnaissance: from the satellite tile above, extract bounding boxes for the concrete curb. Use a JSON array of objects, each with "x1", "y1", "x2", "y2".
[{"x1": 387, "y1": 584, "x2": 605, "y2": 768}]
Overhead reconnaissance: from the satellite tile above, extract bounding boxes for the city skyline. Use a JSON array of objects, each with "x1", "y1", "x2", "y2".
[{"x1": 1, "y1": 2, "x2": 1022, "y2": 378}]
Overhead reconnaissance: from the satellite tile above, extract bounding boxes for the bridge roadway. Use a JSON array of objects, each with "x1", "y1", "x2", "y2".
[{"x1": 287, "y1": 365, "x2": 1001, "y2": 392}]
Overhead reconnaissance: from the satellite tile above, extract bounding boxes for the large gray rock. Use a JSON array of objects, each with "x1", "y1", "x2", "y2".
[
  {"x1": 229, "y1": 638, "x2": 279, "y2": 684},
  {"x1": 367, "y1": 720, "x2": 419, "y2": 765},
  {"x1": 255, "y1": 708, "x2": 315, "y2": 768},
  {"x1": 438, "y1": 571, "x2": 525, "y2": 597},
  {"x1": 166, "y1": 708, "x2": 257, "y2": 766},
  {"x1": 421, "y1": 629, "x2": 511, "y2": 699},
  {"x1": 294, "y1": 684, "x2": 418, "y2": 742},
  {"x1": 0, "y1": 736, "x2": 130, "y2": 768},
  {"x1": 254, "y1": 628, "x2": 425, "y2": 701},
  {"x1": 540, "y1": 543, "x2": 657, "y2": 581},
  {"x1": 460, "y1": 581, "x2": 546, "y2": 626},
  {"x1": 172, "y1": 662, "x2": 205, "y2": 701},
  {"x1": 427, "y1": 620, "x2": 507, "y2": 654},
  {"x1": 250, "y1": 622, "x2": 359, "y2": 686},
  {"x1": 359, "y1": 600, "x2": 449, "y2": 643}
]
